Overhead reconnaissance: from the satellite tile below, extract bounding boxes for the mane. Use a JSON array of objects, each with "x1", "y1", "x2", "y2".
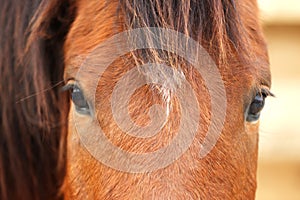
[
  {"x1": 119, "y1": 0, "x2": 250, "y2": 66},
  {"x1": 0, "y1": 0, "x2": 75, "y2": 199}
]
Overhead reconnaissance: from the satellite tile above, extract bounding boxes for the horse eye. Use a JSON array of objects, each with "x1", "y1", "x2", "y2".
[
  {"x1": 246, "y1": 92, "x2": 267, "y2": 122},
  {"x1": 69, "y1": 85, "x2": 90, "y2": 115}
]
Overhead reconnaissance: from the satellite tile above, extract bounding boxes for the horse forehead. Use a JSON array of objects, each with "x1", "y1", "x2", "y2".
[
  {"x1": 64, "y1": 0, "x2": 120, "y2": 67},
  {"x1": 63, "y1": 0, "x2": 270, "y2": 87}
]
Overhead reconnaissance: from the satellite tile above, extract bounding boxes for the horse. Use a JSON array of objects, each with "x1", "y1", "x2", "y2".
[{"x1": 0, "y1": 0, "x2": 272, "y2": 199}]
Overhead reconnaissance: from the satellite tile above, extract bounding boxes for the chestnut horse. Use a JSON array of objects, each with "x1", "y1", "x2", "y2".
[{"x1": 0, "y1": 0, "x2": 271, "y2": 199}]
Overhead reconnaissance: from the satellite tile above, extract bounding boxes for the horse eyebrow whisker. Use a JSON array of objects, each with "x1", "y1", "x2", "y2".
[{"x1": 16, "y1": 80, "x2": 65, "y2": 103}]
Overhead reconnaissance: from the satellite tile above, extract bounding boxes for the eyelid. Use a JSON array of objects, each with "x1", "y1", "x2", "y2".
[
  {"x1": 259, "y1": 86, "x2": 275, "y2": 98},
  {"x1": 61, "y1": 79, "x2": 77, "y2": 92}
]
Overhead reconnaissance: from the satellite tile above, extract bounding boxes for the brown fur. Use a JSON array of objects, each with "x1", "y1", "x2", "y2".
[{"x1": 0, "y1": 0, "x2": 271, "y2": 199}]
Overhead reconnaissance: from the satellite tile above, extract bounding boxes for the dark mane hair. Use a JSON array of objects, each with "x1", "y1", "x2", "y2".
[
  {"x1": 119, "y1": 0, "x2": 250, "y2": 66},
  {"x1": 0, "y1": 0, "x2": 256, "y2": 199},
  {"x1": 0, "y1": 0, "x2": 75, "y2": 199}
]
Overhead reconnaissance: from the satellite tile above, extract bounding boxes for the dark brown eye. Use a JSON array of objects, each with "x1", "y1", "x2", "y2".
[
  {"x1": 246, "y1": 94, "x2": 265, "y2": 122},
  {"x1": 69, "y1": 85, "x2": 90, "y2": 115},
  {"x1": 246, "y1": 88, "x2": 273, "y2": 123}
]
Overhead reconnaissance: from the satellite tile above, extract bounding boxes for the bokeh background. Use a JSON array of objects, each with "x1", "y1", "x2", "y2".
[{"x1": 257, "y1": 0, "x2": 300, "y2": 199}]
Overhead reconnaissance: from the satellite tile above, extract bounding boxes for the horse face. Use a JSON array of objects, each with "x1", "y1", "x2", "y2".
[{"x1": 63, "y1": 0, "x2": 271, "y2": 199}]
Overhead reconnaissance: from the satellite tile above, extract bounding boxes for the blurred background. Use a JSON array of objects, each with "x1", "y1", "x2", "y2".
[{"x1": 257, "y1": 0, "x2": 300, "y2": 199}]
